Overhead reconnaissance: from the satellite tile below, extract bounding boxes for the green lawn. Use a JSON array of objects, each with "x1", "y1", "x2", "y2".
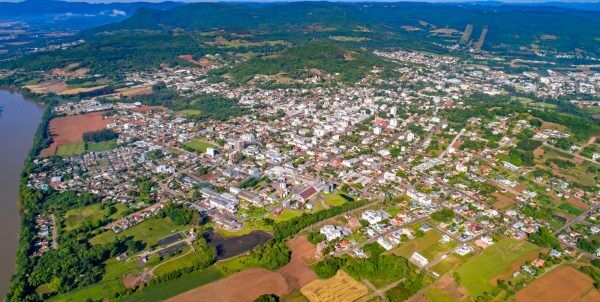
[
  {"x1": 86, "y1": 140, "x2": 117, "y2": 152},
  {"x1": 179, "y1": 109, "x2": 203, "y2": 118},
  {"x1": 425, "y1": 286, "x2": 467, "y2": 302},
  {"x1": 64, "y1": 203, "x2": 126, "y2": 231},
  {"x1": 455, "y1": 239, "x2": 539, "y2": 297},
  {"x1": 184, "y1": 139, "x2": 217, "y2": 153},
  {"x1": 90, "y1": 217, "x2": 186, "y2": 246},
  {"x1": 430, "y1": 254, "x2": 466, "y2": 276},
  {"x1": 56, "y1": 142, "x2": 85, "y2": 157},
  {"x1": 323, "y1": 192, "x2": 352, "y2": 207},
  {"x1": 215, "y1": 254, "x2": 261, "y2": 276},
  {"x1": 119, "y1": 266, "x2": 224, "y2": 302},
  {"x1": 267, "y1": 209, "x2": 304, "y2": 222},
  {"x1": 49, "y1": 279, "x2": 123, "y2": 302},
  {"x1": 390, "y1": 229, "x2": 442, "y2": 260}
]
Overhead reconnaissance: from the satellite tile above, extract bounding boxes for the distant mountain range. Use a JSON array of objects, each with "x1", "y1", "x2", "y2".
[
  {"x1": 0, "y1": 0, "x2": 182, "y2": 29},
  {"x1": 89, "y1": 2, "x2": 599, "y2": 54}
]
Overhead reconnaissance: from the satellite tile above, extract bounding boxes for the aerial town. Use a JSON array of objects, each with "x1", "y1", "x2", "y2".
[
  {"x1": 1, "y1": 2, "x2": 599, "y2": 301},
  {"x1": 9, "y1": 46, "x2": 599, "y2": 302}
]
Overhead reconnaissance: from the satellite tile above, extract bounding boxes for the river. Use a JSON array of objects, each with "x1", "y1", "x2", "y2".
[{"x1": 0, "y1": 89, "x2": 44, "y2": 297}]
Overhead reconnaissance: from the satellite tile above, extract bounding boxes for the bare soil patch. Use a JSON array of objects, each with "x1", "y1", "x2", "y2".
[
  {"x1": 59, "y1": 85, "x2": 107, "y2": 95},
  {"x1": 24, "y1": 80, "x2": 68, "y2": 94},
  {"x1": 432, "y1": 274, "x2": 469, "y2": 301},
  {"x1": 41, "y1": 112, "x2": 114, "y2": 156},
  {"x1": 278, "y1": 236, "x2": 319, "y2": 289},
  {"x1": 492, "y1": 192, "x2": 516, "y2": 209},
  {"x1": 168, "y1": 268, "x2": 291, "y2": 302},
  {"x1": 516, "y1": 266, "x2": 596, "y2": 302},
  {"x1": 113, "y1": 86, "x2": 153, "y2": 98},
  {"x1": 566, "y1": 198, "x2": 590, "y2": 211}
]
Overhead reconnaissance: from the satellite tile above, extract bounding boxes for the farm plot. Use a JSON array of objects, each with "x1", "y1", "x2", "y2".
[
  {"x1": 515, "y1": 266, "x2": 599, "y2": 302},
  {"x1": 41, "y1": 112, "x2": 114, "y2": 156},
  {"x1": 300, "y1": 270, "x2": 368, "y2": 302}
]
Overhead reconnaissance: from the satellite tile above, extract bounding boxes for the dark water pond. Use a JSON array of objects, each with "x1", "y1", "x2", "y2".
[{"x1": 203, "y1": 230, "x2": 272, "y2": 260}]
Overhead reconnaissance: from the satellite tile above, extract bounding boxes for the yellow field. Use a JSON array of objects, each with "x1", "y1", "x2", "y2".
[{"x1": 300, "y1": 271, "x2": 367, "y2": 302}]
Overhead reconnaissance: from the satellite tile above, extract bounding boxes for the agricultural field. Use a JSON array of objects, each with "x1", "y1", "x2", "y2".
[
  {"x1": 300, "y1": 270, "x2": 368, "y2": 302},
  {"x1": 41, "y1": 112, "x2": 115, "y2": 156},
  {"x1": 455, "y1": 239, "x2": 540, "y2": 297},
  {"x1": 183, "y1": 138, "x2": 218, "y2": 153},
  {"x1": 515, "y1": 266, "x2": 600, "y2": 302}
]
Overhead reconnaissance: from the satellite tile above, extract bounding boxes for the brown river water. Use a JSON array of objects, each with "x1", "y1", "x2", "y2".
[{"x1": 0, "y1": 89, "x2": 44, "y2": 297}]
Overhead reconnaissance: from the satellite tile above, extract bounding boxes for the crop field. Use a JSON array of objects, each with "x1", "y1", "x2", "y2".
[
  {"x1": 169, "y1": 268, "x2": 292, "y2": 302},
  {"x1": 300, "y1": 270, "x2": 367, "y2": 302},
  {"x1": 515, "y1": 266, "x2": 599, "y2": 302},
  {"x1": 183, "y1": 138, "x2": 217, "y2": 153},
  {"x1": 456, "y1": 239, "x2": 539, "y2": 297},
  {"x1": 41, "y1": 112, "x2": 115, "y2": 156}
]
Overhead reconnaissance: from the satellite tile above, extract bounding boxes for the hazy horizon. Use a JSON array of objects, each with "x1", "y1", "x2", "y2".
[{"x1": 2, "y1": 0, "x2": 599, "y2": 4}]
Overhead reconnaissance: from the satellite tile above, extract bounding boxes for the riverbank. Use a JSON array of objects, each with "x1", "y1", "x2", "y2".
[{"x1": 0, "y1": 89, "x2": 45, "y2": 297}]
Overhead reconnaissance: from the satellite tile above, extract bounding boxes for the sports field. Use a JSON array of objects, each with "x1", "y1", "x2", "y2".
[{"x1": 183, "y1": 138, "x2": 217, "y2": 153}]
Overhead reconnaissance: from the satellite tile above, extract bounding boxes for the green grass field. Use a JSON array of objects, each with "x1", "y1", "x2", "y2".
[
  {"x1": 390, "y1": 229, "x2": 442, "y2": 259},
  {"x1": 86, "y1": 140, "x2": 117, "y2": 152},
  {"x1": 456, "y1": 239, "x2": 539, "y2": 297},
  {"x1": 323, "y1": 192, "x2": 352, "y2": 207},
  {"x1": 184, "y1": 139, "x2": 217, "y2": 153},
  {"x1": 49, "y1": 279, "x2": 123, "y2": 302},
  {"x1": 56, "y1": 142, "x2": 85, "y2": 157},
  {"x1": 90, "y1": 217, "x2": 186, "y2": 246},
  {"x1": 63, "y1": 203, "x2": 127, "y2": 231},
  {"x1": 267, "y1": 209, "x2": 304, "y2": 222},
  {"x1": 179, "y1": 109, "x2": 202, "y2": 118}
]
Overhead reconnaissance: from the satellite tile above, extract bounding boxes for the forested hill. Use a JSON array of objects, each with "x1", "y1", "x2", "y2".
[{"x1": 88, "y1": 2, "x2": 600, "y2": 54}]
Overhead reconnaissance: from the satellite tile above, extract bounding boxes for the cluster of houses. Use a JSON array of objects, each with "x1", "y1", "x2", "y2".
[{"x1": 32, "y1": 215, "x2": 53, "y2": 257}]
